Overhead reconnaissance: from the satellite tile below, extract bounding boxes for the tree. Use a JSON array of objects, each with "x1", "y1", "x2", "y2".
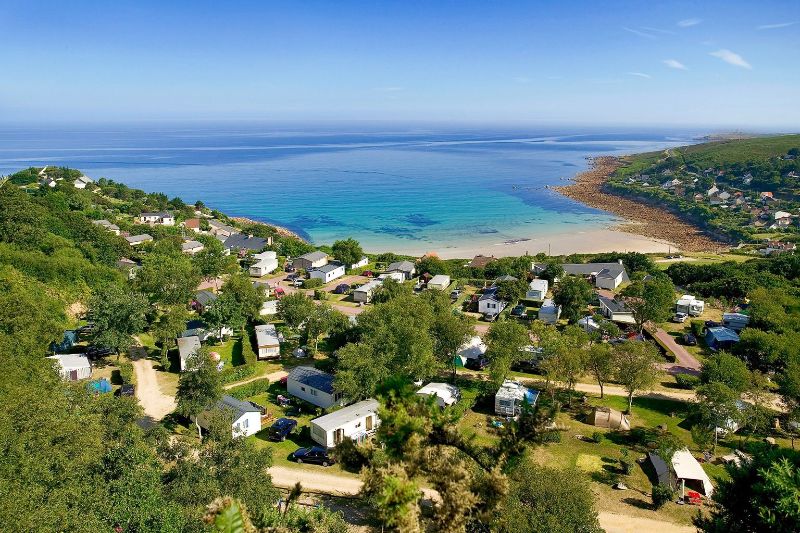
[
  {"x1": 494, "y1": 463, "x2": 602, "y2": 533},
  {"x1": 219, "y1": 273, "x2": 265, "y2": 325},
  {"x1": 277, "y1": 293, "x2": 316, "y2": 330},
  {"x1": 152, "y1": 305, "x2": 191, "y2": 361},
  {"x1": 539, "y1": 325, "x2": 589, "y2": 405},
  {"x1": 486, "y1": 320, "x2": 530, "y2": 386},
  {"x1": 586, "y1": 343, "x2": 614, "y2": 399},
  {"x1": 537, "y1": 260, "x2": 564, "y2": 284},
  {"x1": 176, "y1": 348, "x2": 223, "y2": 438},
  {"x1": 620, "y1": 276, "x2": 675, "y2": 332},
  {"x1": 416, "y1": 255, "x2": 449, "y2": 276},
  {"x1": 422, "y1": 289, "x2": 473, "y2": 380},
  {"x1": 613, "y1": 341, "x2": 661, "y2": 413},
  {"x1": 304, "y1": 304, "x2": 346, "y2": 355},
  {"x1": 90, "y1": 285, "x2": 148, "y2": 356},
  {"x1": 331, "y1": 238, "x2": 363, "y2": 268},
  {"x1": 193, "y1": 237, "x2": 237, "y2": 282},
  {"x1": 494, "y1": 277, "x2": 528, "y2": 303},
  {"x1": 552, "y1": 276, "x2": 592, "y2": 323},
  {"x1": 701, "y1": 353, "x2": 752, "y2": 394},
  {"x1": 696, "y1": 382, "x2": 741, "y2": 454},
  {"x1": 372, "y1": 277, "x2": 412, "y2": 303},
  {"x1": 137, "y1": 251, "x2": 200, "y2": 306}
]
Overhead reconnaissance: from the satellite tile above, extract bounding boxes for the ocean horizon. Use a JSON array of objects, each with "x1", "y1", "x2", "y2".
[{"x1": 0, "y1": 122, "x2": 702, "y2": 255}]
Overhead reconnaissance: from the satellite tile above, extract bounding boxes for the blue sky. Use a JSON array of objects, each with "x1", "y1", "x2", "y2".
[{"x1": 1, "y1": 0, "x2": 798, "y2": 128}]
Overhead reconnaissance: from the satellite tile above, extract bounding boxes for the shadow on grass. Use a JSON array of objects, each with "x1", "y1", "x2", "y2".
[{"x1": 622, "y1": 497, "x2": 654, "y2": 510}]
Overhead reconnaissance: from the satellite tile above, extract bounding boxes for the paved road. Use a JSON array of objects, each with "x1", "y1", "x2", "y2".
[
  {"x1": 133, "y1": 357, "x2": 176, "y2": 425},
  {"x1": 652, "y1": 327, "x2": 701, "y2": 376}
]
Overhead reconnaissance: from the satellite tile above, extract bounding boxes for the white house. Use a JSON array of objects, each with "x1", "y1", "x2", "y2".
[
  {"x1": 427, "y1": 274, "x2": 451, "y2": 290},
  {"x1": 48, "y1": 354, "x2": 91, "y2": 381},
  {"x1": 254, "y1": 324, "x2": 281, "y2": 359},
  {"x1": 478, "y1": 287, "x2": 507, "y2": 317},
  {"x1": 676, "y1": 295, "x2": 705, "y2": 316},
  {"x1": 353, "y1": 279, "x2": 383, "y2": 303},
  {"x1": 309, "y1": 399, "x2": 380, "y2": 448},
  {"x1": 287, "y1": 366, "x2": 344, "y2": 409},
  {"x1": 93, "y1": 219, "x2": 120, "y2": 235},
  {"x1": 125, "y1": 234, "x2": 153, "y2": 246},
  {"x1": 293, "y1": 251, "x2": 328, "y2": 271},
  {"x1": 260, "y1": 299, "x2": 279, "y2": 316},
  {"x1": 595, "y1": 267, "x2": 625, "y2": 290},
  {"x1": 538, "y1": 299, "x2": 561, "y2": 324},
  {"x1": 597, "y1": 296, "x2": 635, "y2": 324},
  {"x1": 208, "y1": 219, "x2": 236, "y2": 238},
  {"x1": 181, "y1": 240, "x2": 205, "y2": 255},
  {"x1": 249, "y1": 251, "x2": 279, "y2": 277},
  {"x1": 387, "y1": 260, "x2": 416, "y2": 280},
  {"x1": 139, "y1": 211, "x2": 175, "y2": 226},
  {"x1": 177, "y1": 335, "x2": 202, "y2": 371},
  {"x1": 195, "y1": 395, "x2": 262, "y2": 438},
  {"x1": 526, "y1": 279, "x2": 548, "y2": 301},
  {"x1": 309, "y1": 261, "x2": 346, "y2": 284},
  {"x1": 73, "y1": 175, "x2": 93, "y2": 189},
  {"x1": 416, "y1": 382, "x2": 460, "y2": 408},
  {"x1": 351, "y1": 256, "x2": 369, "y2": 270},
  {"x1": 377, "y1": 271, "x2": 405, "y2": 283},
  {"x1": 495, "y1": 380, "x2": 539, "y2": 416}
]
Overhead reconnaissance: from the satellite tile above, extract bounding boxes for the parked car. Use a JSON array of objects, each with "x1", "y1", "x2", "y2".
[
  {"x1": 86, "y1": 346, "x2": 113, "y2": 359},
  {"x1": 414, "y1": 281, "x2": 425, "y2": 292},
  {"x1": 116, "y1": 384, "x2": 135, "y2": 397},
  {"x1": 672, "y1": 312, "x2": 688, "y2": 323},
  {"x1": 292, "y1": 279, "x2": 304, "y2": 287},
  {"x1": 483, "y1": 313, "x2": 498, "y2": 322},
  {"x1": 465, "y1": 356, "x2": 489, "y2": 371},
  {"x1": 511, "y1": 304, "x2": 527, "y2": 318},
  {"x1": 361, "y1": 270, "x2": 374, "y2": 277},
  {"x1": 334, "y1": 283, "x2": 351, "y2": 294},
  {"x1": 292, "y1": 446, "x2": 335, "y2": 466},
  {"x1": 284, "y1": 264, "x2": 295, "y2": 272},
  {"x1": 286, "y1": 273, "x2": 300, "y2": 281},
  {"x1": 274, "y1": 287, "x2": 286, "y2": 298},
  {"x1": 450, "y1": 289, "x2": 461, "y2": 299},
  {"x1": 268, "y1": 418, "x2": 298, "y2": 441},
  {"x1": 683, "y1": 333, "x2": 698, "y2": 346}
]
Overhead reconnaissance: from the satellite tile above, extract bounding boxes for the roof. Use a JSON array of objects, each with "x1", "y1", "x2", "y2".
[
  {"x1": 387, "y1": 260, "x2": 415, "y2": 273},
  {"x1": 223, "y1": 233, "x2": 269, "y2": 251},
  {"x1": 495, "y1": 274, "x2": 518, "y2": 282},
  {"x1": 313, "y1": 261, "x2": 345, "y2": 274},
  {"x1": 311, "y1": 399, "x2": 379, "y2": 431},
  {"x1": 297, "y1": 251, "x2": 328, "y2": 262},
  {"x1": 125, "y1": 234, "x2": 153, "y2": 244},
  {"x1": 539, "y1": 298, "x2": 560, "y2": 314},
  {"x1": 495, "y1": 380, "x2": 539, "y2": 404},
  {"x1": 598, "y1": 295, "x2": 630, "y2": 314},
  {"x1": 177, "y1": 336, "x2": 201, "y2": 358},
  {"x1": 184, "y1": 218, "x2": 201, "y2": 229},
  {"x1": 417, "y1": 382, "x2": 460, "y2": 405},
  {"x1": 48, "y1": 353, "x2": 91, "y2": 370},
  {"x1": 596, "y1": 267, "x2": 623, "y2": 280},
  {"x1": 672, "y1": 448, "x2": 714, "y2": 496},
  {"x1": 354, "y1": 280, "x2": 383, "y2": 293},
  {"x1": 195, "y1": 290, "x2": 217, "y2": 306},
  {"x1": 706, "y1": 326, "x2": 740, "y2": 342},
  {"x1": 288, "y1": 366, "x2": 335, "y2": 394},
  {"x1": 648, "y1": 452, "x2": 671, "y2": 487},
  {"x1": 479, "y1": 286, "x2": 505, "y2": 302},
  {"x1": 140, "y1": 211, "x2": 173, "y2": 218},
  {"x1": 528, "y1": 279, "x2": 548, "y2": 292},
  {"x1": 213, "y1": 395, "x2": 261, "y2": 420},
  {"x1": 429, "y1": 274, "x2": 450, "y2": 285},
  {"x1": 468, "y1": 255, "x2": 495, "y2": 268},
  {"x1": 208, "y1": 219, "x2": 236, "y2": 233},
  {"x1": 182, "y1": 240, "x2": 204, "y2": 251},
  {"x1": 535, "y1": 262, "x2": 630, "y2": 283},
  {"x1": 255, "y1": 324, "x2": 280, "y2": 346},
  {"x1": 458, "y1": 336, "x2": 487, "y2": 359}
]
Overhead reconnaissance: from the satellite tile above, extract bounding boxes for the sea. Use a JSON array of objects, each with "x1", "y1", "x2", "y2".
[{"x1": 0, "y1": 122, "x2": 701, "y2": 254}]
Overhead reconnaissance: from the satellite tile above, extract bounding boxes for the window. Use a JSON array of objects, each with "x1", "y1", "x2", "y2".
[
  {"x1": 311, "y1": 389, "x2": 317, "y2": 396},
  {"x1": 242, "y1": 419, "x2": 249, "y2": 429},
  {"x1": 301, "y1": 386, "x2": 306, "y2": 392}
]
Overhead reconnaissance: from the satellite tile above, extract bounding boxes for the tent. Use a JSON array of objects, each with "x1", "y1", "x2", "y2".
[
  {"x1": 87, "y1": 378, "x2": 112, "y2": 394},
  {"x1": 671, "y1": 448, "x2": 714, "y2": 497},
  {"x1": 588, "y1": 406, "x2": 631, "y2": 430},
  {"x1": 48, "y1": 354, "x2": 92, "y2": 381}
]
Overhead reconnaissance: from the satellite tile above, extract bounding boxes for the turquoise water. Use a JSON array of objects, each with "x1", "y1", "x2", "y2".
[{"x1": 0, "y1": 123, "x2": 699, "y2": 253}]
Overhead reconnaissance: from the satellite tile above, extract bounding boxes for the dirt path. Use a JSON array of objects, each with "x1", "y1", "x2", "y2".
[
  {"x1": 133, "y1": 357, "x2": 176, "y2": 425},
  {"x1": 223, "y1": 369, "x2": 288, "y2": 390},
  {"x1": 598, "y1": 511, "x2": 695, "y2": 533}
]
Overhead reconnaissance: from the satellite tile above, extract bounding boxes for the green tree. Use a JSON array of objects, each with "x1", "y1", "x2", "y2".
[
  {"x1": 539, "y1": 325, "x2": 589, "y2": 405},
  {"x1": 613, "y1": 341, "x2": 661, "y2": 413},
  {"x1": 176, "y1": 348, "x2": 223, "y2": 438},
  {"x1": 423, "y1": 290, "x2": 473, "y2": 380},
  {"x1": 152, "y1": 305, "x2": 191, "y2": 360},
  {"x1": 552, "y1": 276, "x2": 592, "y2": 323},
  {"x1": 537, "y1": 260, "x2": 564, "y2": 284},
  {"x1": 416, "y1": 255, "x2": 449, "y2": 276},
  {"x1": 494, "y1": 277, "x2": 528, "y2": 303},
  {"x1": 372, "y1": 277, "x2": 412, "y2": 303},
  {"x1": 701, "y1": 353, "x2": 752, "y2": 394},
  {"x1": 137, "y1": 251, "x2": 200, "y2": 306},
  {"x1": 219, "y1": 273, "x2": 265, "y2": 324},
  {"x1": 277, "y1": 292, "x2": 316, "y2": 330},
  {"x1": 331, "y1": 238, "x2": 363, "y2": 268},
  {"x1": 620, "y1": 276, "x2": 675, "y2": 332},
  {"x1": 586, "y1": 342, "x2": 614, "y2": 399},
  {"x1": 193, "y1": 237, "x2": 237, "y2": 282},
  {"x1": 304, "y1": 304, "x2": 346, "y2": 355},
  {"x1": 240, "y1": 331, "x2": 257, "y2": 366},
  {"x1": 90, "y1": 285, "x2": 148, "y2": 356},
  {"x1": 486, "y1": 320, "x2": 530, "y2": 386},
  {"x1": 696, "y1": 382, "x2": 741, "y2": 454}
]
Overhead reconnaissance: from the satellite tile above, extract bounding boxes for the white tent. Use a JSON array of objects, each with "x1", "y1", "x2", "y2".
[
  {"x1": 48, "y1": 354, "x2": 92, "y2": 381},
  {"x1": 671, "y1": 448, "x2": 714, "y2": 497}
]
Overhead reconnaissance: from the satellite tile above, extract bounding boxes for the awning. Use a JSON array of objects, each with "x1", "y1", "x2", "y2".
[{"x1": 671, "y1": 449, "x2": 714, "y2": 496}]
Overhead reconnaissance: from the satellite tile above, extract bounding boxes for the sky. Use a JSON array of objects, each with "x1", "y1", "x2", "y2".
[{"x1": 1, "y1": 0, "x2": 798, "y2": 128}]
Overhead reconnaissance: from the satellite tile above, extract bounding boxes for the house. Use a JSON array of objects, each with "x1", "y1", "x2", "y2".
[
  {"x1": 309, "y1": 399, "x2": 380, "y2": 448},
  {"x1": 774, "y1": 211, "x2": 794, "y2": 227},
  {"x1": 705, "y1": 327, "x2": 740, "y2": 351},
  {"x1": 706, "y1": 185, "x2": 719, "y2": 197},
  {"x1": 760, "y1": 191, "x2": 775, "y2": 202},
  {"x1": 597, "y1": 296, "x2": 635, "y2": 324},
  {"x1": 468, "y1": 255, "x2": 495, "y2": 269},
  {"x1": 223, "y1": 233, "x2": 271, "y2": 254},
  {"x1": 181, "y1": 240, "x2": 205, "y2": 255},
  {"x1": 494, "y1": 380, "x2": 539, "y2": 417},
  {"x1": 759, "y1": 241, "x2": 797, "y2": 255},
  {"x1": 478, "y1": 286, "x2": 508, "y2": 317},
  {"x1": 195, "y1": 395, "x2": 262, "y2": 438},
  {"x1": 73, "y1": 175, "x2": 93, "y2": 189},
  {"x1": 183, "y1": 218, "x2": 201, "y2": 232},
  {"x1": 208, "y1": 219, "x2": 236, "y2": 238},
  {"x1": 588, "y1": 406, "x2": 630, "y2": 430},
  {"x1": 676, "y1": 295, "x2": 705, "y2": 316},
  {"x1": 427, "y1": 274, "x2": 451, "y2": 290},
  {"x1": 254, "y1": 324, "x2": 281, "y2": 359},
  {"x1": 386, "y1": 260, "x2": 416, "y2": 280},
  {"x1": 260, "y1": 299, "x2": 279, "y2": 316},
  {"x1": 722, "y1": 312, "x2": 750, "y2": 331},
  {"x1": 310, "y1": 261, "x2": 346, "y2": 284},
  {"x1": 377, "y1": 272, "x2": 405, "y2": 283},
  {"x1": 177, "y1": 335, "x2": 202, "y2": 371},
  {"x1": 139, "y1": 212, "x2": 175, "y2": 225},
  {"x1": 48, "y1": 354, "x2": 91, "y2": 381},
  {"x1": 40, "y1": 176, "x2": 57, "y2": 188},
  {"x1": 293, "y1": 251, "x2": 328, "y2": 271},
  {"x1": 457, "y1": 336, "x2": 487, "y2": 364},
  {"x1": 526, "y1": 279, "x2": 548, "y2": 301},
  {"x1": 417, "y1": 382, "x2": 461, "y2": 408},
  {"x1": 533, "y1": 261, "x2": 629, "y2": 289},
  {"x1": 538, "y1": 299, "x2": 561, "y2": 324},
  {"x1": 351, "y1": 256, "x2": 369, "y2": 270},
  {"x1": 353, "y1": 279, "x2": 383, "y2": 303},
  {"x1": 249, "y1": 251, "x2": 279, "y2": 277},
  {"x1": 193, "y1": 290, "x2": 218, "y2": 313},
  {"x1": 93, "y1": 219, "x2": 120, "y2": 235},
  {"x1": 125, "y1": 234, "x2": 153, "y2": 246},
  {"x1": 287, "y1": 366, "x2": 344, "y2": 409},
  {"x1": 116, "y1": 258, "x2": 141, "y2": 279},
  {"x1": 671, "y1": 448, "x2": 714, "y2": 497}
]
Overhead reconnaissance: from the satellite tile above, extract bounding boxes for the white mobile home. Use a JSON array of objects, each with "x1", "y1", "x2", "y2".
[
  {"x1": 310, "y1": 262, "x2": 346, "y2": 284},
  {"x1": 428, "y1": 274, "x2": 451, "y2": 290},
  {"x1": 181, "y1": 240, "x2": 205, "y2": 255},
  {"x1": 249, "y1": 251, "x2": 279, "y2": 277},
  {"x1": 676, "y1": 295, "x2": 705, "y2": 316},
  {"x1": 495, "y1": 380, "x2": 539, "y2": 417},
  {"x1": 377, "y1": 271, "x2": 405, "y2": 283},
  {"x1": 597, "y1": 296, "x2": 635, "y2": 324},
  {"x1": 48, "y1": 354, "x2": 92, "y2": 381},
  {"x1": 722, "y1": 312, "x2": 750, "y2": 331},
  {"x1": 309, "y1": 399, "x2": 380, "y2": 448},
  {"x1": 139, "y1": 211, "x2": 175, "y2": 226},
  {"x1": 457, "y1": 336, "x2": 487, "y2": 363},
  {"x1": 526, "y1": 279, "x2": 548, "y2": 301},
  {"x1": 353, "y1": 279, "x2": 383, "y2": 303},
  {"x1": 538, "y1": 299, "x2": 561, "y2": 324},
  {"x1": 293, "y1": 251, "x2": 328, "y2": 271},
  {"x1": 125, "y1": 234, "x2": 153, "y2": 246},
  {"x1": 195, "y1": 395, "x2": 262, "y2": 437},
  {"x1": 287, "y1": 366, "x2": 344, "y2": 409},
  {"x1": 254, "y1": 324, "x2": 281, "y2": 359},
  {"x1": 177, "y1": 335, "x2": 202, "y2": 371},
  {"x1": 478, "y1": 287, "x2": 507, "y2": 317},
  {"x1": 259, "y1": 299, "x2": 279, "y2": 316},
  {"x1": 351, "y1": 256, "x2": 369, "y2": 270}
]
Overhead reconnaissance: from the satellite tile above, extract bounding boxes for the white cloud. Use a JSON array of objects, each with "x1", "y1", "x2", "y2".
[
  {"x1": 663, "y1": 59, "x2": 688, "y2": 70},
  {"x1": 677, "y1": 18, "x2": 702, "y2": 27},
  {"x1": 709, "y1": 49, "x2": 752, "y2": 69},
  {"x1": 757, "y1": 21, "x2": 797, "y2": 30},
  {"x1": 623, "y1": 26, "x2": 655, "y2": 39},
  {"x1": 641, "y1": 26, "x2": 675, "y2": 35},
  {"x1": 627, "y1": 72, "x2": 652, "y2": 79}
]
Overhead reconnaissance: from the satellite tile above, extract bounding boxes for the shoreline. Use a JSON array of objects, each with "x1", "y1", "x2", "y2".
[
  {"x1": 230, "y1": 216, "x2": 306, "y2": 242},
  {"x1": 553, "y1": 156, "x2": 726, "y2": 253}
]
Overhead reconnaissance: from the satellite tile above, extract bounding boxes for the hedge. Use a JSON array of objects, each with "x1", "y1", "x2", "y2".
[
  {"x1": 675, "y1": 373, "x2": 700, "y2": 389},
  {"x1": 118, "y1": 361, "x2": 135, "y2": 384},
  {"x1": 219, "y1": 363, "x2": 256, "y2": 385},
  {"x1": 228, "y1": 378, "x2": 272, "y2": 400}
]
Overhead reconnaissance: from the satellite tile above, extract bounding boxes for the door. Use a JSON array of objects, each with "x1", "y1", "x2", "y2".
[
  {"x1": 365, "y1": 415, "x2": 373, "y2": 431},
  {"x1": 334, "y1": 428, "x2": 344, "y2": 445},
  {"x1": 69, "y1": 369, "x2": 78, "y2": 381}
]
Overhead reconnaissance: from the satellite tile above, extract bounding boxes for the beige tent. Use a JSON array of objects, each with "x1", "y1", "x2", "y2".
[{"x1": 588, "y1": 406, "x2": 631, "y2": 430}]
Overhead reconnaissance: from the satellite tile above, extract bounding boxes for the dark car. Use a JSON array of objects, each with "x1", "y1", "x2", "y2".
[
  {"x1": 334, "y1": 283, "x2": 351, "y2": 294},
  {"x1": 705, "y1": 320, "x2": 721, "y2": 329},
  {"x1": 86, "y1": 346, "x2": 113, "y2": 359},
  {"x1": 292, "y1": 446, "x2": 335, "y2": 466},
  {"x1": 465, "y1": 356, "x2": 489, "y2": 371},
  {"x1": 268, "y1": 418, "x2": 298, "y2": 441},
  {"x1": 510, "y1": 304, "x2": 527, "y2": 318},
  {"x1": 683, "y1": 333, "x2": 698, "y2": 346},
  {"x1": 116, "y1": 384, "x2": 135, "y2": 397},
  {"x1": 512, "y1": 359, "x2": 540, "y2": 374}
]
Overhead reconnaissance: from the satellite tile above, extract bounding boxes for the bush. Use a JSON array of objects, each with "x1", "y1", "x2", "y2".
[
  {"x1": 118, "y1": 361, "x2": 134, "y2": 384},
  {"x1": 540, "y1": 430, "x2": 562, "y2": 443},
  {"x1": 591, "y1": 431, "x2": 604, "y2": 443},
  {"x1": 303, "y1": 278, "x2": 323, "y2": 289},
  {"x1": 690, "y1": 319, "x2": 705, "y2": 337},
  {"x1": 619, "y1": 449, "x2": 634, "y2": 475},
  {"x1": 241, "y1": 333, "x2": 257, "y2": 366},
  {"x1": 675, "y1": 373, "x2": 700, "y2": 389},
  {"x1": 651, "y1": 484, "x2": 674, "y2": 509},
  {"x1": 228, "y1": 378, "x2": 271, "y2": 400},
  {"x1": 313, "y1": 289, "x2": 329, "y2": 301},
  {"x1": 331, "y1": 438, "x2": 371, "y2": 471},
  {"x1": 219, "y1": 363, "x2": 257, "y2": 385}
]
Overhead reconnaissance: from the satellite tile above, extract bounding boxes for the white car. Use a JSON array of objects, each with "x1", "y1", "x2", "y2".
[{"x1": 672, "y1": 312, "x2": 688, "y2": 323}]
